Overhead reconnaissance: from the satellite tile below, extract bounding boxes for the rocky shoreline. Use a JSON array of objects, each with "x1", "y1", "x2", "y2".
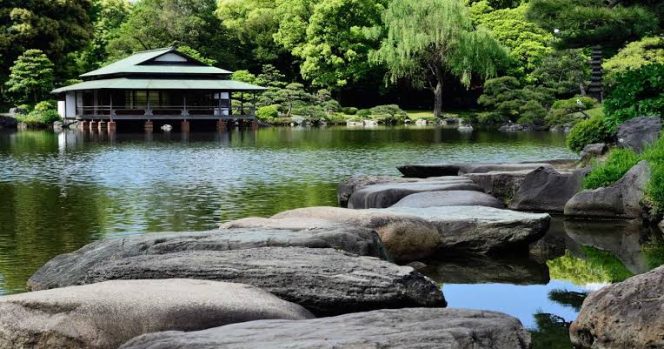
[{"x1": 2, "y1": 142, "x2": 664, "y2": 348}]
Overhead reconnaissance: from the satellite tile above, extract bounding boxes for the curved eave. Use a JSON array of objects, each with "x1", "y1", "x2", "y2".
[{"x1": 52, "y1": 78, "x2": 267, "y2": 94}]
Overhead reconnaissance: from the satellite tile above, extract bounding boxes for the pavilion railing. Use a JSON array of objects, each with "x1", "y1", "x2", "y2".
[{"x1": 75, "y1": 105, "x2": 256, "y2": 118}]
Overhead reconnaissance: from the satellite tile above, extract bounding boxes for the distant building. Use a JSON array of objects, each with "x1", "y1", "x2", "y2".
[{"x1": 53, "y1": 47, "x2": 265, "y2": 130}]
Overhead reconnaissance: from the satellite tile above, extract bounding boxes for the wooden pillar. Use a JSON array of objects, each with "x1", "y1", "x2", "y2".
[
  {"x1": 108, "y1": 120, "x2": 117, "y2": 133},
  {"x1": 217, "y1": 119, "x2": 226, "y2": 131},
  {"x1": 144, "y1": 120, "x2": 153, "y2": 133},
  {"x1": 78, "y1": 120, "x2": 88, "y2": 131},
  {"x1": 89, "y1": 120, "x2": 98, "y2": 132},
  {"x1": 181, "y1": 120, "x2": 190, "y2": 133},
  {"x1": 98, "y1": 120, "x2": 107, "y2": 131}
]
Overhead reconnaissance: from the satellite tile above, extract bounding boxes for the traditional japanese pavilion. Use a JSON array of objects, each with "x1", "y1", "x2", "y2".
[{"x1": 53, "y1": 47, "x2": 266, "y2": 131}]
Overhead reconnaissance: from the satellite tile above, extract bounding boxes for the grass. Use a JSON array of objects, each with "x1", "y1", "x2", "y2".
[
  {"x1": 585, "y1": 106, "x2": 604, "y2": 119},
  {"x1": 583, "y1": 148, "x2": 639, "y2": 189}
]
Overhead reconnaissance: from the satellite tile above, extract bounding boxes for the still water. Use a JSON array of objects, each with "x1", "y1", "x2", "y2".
[{"x1": 0, "y1": 127, "x2": 662, "y2": 347}]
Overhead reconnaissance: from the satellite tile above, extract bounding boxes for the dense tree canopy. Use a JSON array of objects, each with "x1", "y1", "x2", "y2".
[
  {"x1": 373, "y1": 0, "x2": 508, "y2": 117},
  {"x1": 107, "y1": 0, "x2": 237, "y2": 68},
  {"x1": 5, "y1": 49, "x2": 54, "y2": 105},
  {"x1": 603, "y1": 36, "x2": 664, "y2": 84}
]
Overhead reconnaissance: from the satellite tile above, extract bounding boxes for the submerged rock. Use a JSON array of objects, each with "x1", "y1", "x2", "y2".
[
  {"x1": 272, "y1": 206, "x2": 550, "y2": 260},
  {"x1": 0, "y1": 279, "x2": 312, "y2": 349},
  {"x1": 570, "y1": 265, "x2": 664, "y2": 348},
  {"x1": 617, "y1": 116, "x2": 662, "y2": 153},
  {"x1": 347, "y1": 179, "x2": 481, "y2": 209},
  {"x1": 28, "y1": 226, "x2": 387, "y2": 291},
  {"x1": 565, "y1": 160, "x2": 650, "y2": 219},
  {"x1": 509, "y1": 167, "x2": 588, "y2": 212},
  {"x1": 29, "y1": 247, "x2": 444, "y2": 316},
  {"x1": 392, "y1": 190, "x2": 504, "y2": 208},
  {"x1": 120, "y1": 308, "x2": 531, "y2": 349}
]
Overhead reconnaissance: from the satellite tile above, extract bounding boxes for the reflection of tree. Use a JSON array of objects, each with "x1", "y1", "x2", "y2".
[
  {"x1": 529, "y1": 313, "x2": 572, "y2": 349},
  {"x1": 0, "y1": 182, "x2": 109, "y2": 293},
  {"x1": 642, "y1": 240, "x2": 664, "y2": 270},
  {"x1": 546, "y1": 247, "x2": 633, "y2": 285},
  {"x1": 548, "y1": 289, "x2": 587, "y2": 312}
]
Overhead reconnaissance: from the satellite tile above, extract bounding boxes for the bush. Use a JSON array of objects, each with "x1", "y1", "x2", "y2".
[
  {"x1": 478, "y1": 76, "x2": 554, "y2": 125},
  {"x1": 641, "y1": 136, "x2": 664, "y2": 213},
  {"x1": 566, "y1": 114, "x2": 613, "y2": 152},
  {"x1": 357, "y1": 109, "x2": 371, "y2": 118},
  {"x1": 368, "y1": 104, "x2": 408, "y2": 122},
  {"x1": 16, "y1": 108, "x2": 61, "y2": 127},
  {"x1": 604, "y1": 64, "x2": 664, "y2": 130},
  {"x1": 546, "y1": 96, "x2": 599, "y2": 126},
  {"x1": 34, "y1": 100, "x2": 56, "y2": 112},
  {"x1": 342, "y1": 107, "x2": 358, "y2": 115},
  {"x1": 583, "y1": 148, "x2": 639, "y2": 189},
  {"x1": 257, "y1": 105, "x2": 279, "y2": 120}
]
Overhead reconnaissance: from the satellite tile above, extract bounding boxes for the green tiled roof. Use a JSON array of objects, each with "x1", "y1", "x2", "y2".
[
  {"x1": 79, "y1": 47, "x2": 232, "y2": 78},
  {"x1": 52, "y1": 78, "x2": 266, "y2": 93}
]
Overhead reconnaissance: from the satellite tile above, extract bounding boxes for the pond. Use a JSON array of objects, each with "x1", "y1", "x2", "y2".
[{"x1": 1, "y1": 126, "x2": 663, "y2": 347}]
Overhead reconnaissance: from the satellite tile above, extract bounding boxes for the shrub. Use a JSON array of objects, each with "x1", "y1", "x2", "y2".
[
  {"x1": 16, "y1": 109, "x2": 61, "y2": 127},
  {"x1": 357, "y1": 109, "x2": 371, "y2": 118},
  {"x1": 604, "y1": 64, "x2": 664, "y2": 130},
  {"x1": 256, "y1": 105, "x2": 279, "y2": 120},
  {"x1": 368, "y1": 104, "x2": 408, "y2": 123},
  {"x1": 342, "y1": 107, "x2": 358, "y2": 115},
  {"x1": 566, "y1": 114, "x2": 613, "y2": 152},
  {"x1": 583, "y1": 148, "x2": 639, "y2": 189},
  {"x1": 642, "y1": 136, "x2": 664, "y2": 213},
  {"x1": 546, "y1": 96, "x2": 599, "y2": 126},
  {"x1": 34, "y1": 100, "x2": 56, "y2": 112},
  {"x1": 478, "y1": 76, "x2": 554, "y2": 125}
]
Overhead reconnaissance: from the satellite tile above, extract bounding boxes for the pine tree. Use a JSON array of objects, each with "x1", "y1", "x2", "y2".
[{"x1": 5, "y1": 49, "x2": 54, "y2": 105}]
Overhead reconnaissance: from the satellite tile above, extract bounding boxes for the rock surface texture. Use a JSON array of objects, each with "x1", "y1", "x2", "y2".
[
  {"x1": 272, "y1": 206, "x2": 550, "y2": 260},
  {"x1": 347, "y1": 179, "x2": 481, "y2": 209},
  {"x1": 464, "y1": 170, "x2": 532, "y2": 205},
  {"x1": 28, "y1": 226, "x2": 387, "y2": 291},
  {"x1": 120, "y1": 308, "x2": 531, "y2": 349},
  {"x1": 565, "y1": 161, "x2": 650, "y2": 219},
  {"x1": 337, "y1": 175, "x2": 420, "y2": 207},
  {"x1": 0, "y1": 279, "x2": 313, "y2": 349},
  {"x1": 509, "y1": 167, "x2": 588, "y2": 212},
  {"x1": 29, "y1": 246, "x2": 444, "y2": 316},
  {"x1": 392, "y1": 190, "x2": 504, "y2": 208},
  {"x1": 397, "y1": 162, "x2": 553, "y2": 178},
  {"x1": 617, "y1": 116, "x2": 662, "y2": 153},
  {"x1": 570, "y1": 265, "x2": 664, "y2": 349}
]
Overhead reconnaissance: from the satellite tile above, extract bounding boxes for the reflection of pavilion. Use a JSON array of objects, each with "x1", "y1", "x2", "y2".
[{"x1": 53, "y1": 47, "x2": 266, "y2": 132}]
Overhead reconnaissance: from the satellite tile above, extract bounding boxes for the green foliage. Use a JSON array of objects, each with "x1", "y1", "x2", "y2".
[
  {"x1": 342, "y1": 107, "x2": 358, "y2": 115},
  {"x1": 583, "y1": 148, "x2": 639, "y2": 189},
  {"x1": 177, "y1": 45, "x2": 217, "y2": 66},
  {"x1": 15, "y1": 100, "x2": 61, "y2": 127},
  {"x1": 296, "y1": 0, "x2": 386, "y2": 88},
  {"x1": 604, "y1": 64, "x2": 664, "y2": 130},
  {"x1": 531, "y1": 49, "x2": 589, "y2": 97},
  {"x1": 604, "y1": 36, "x2": 664, "y2": 85},
  {"x1": 478, "y1": 76, "x2": 554, "y2": 125},
  {"x1": 256, "y1": 105, "x2": 279, "y2": 120},
  {"x1": 73, "y1": 0, "x2": 132, "y2": 73},
  {"x1": 107, "y1": 0, "x2": 236, "y2": 67},
  {"x1": 641, "y1": 136, "x2": 664, "y2": 213},
  {"x1": 372, "y1": 0, "x2": 508, "y2": 117},
  {"x1": 566, "y1": 114, "x2": 613, "y2": 152},
  {"x1": 216, "y1": 0, "x2": 284, "y2": 63},
  {"x1": 546, "y1": 96, "x2": 599, "y2": 126},
  {"x1": 471, "y1": 3, "x2": 554, "y2": 82},
  {"x1": 527, "y1": 0, "x2": 658, "y2": 49},
  {"x1": 0, "y1": 0, "x2": 93, "y2": 81},
  {"x1": 529, "y1": 313, "x2": 573, "y2": 349},
  {"x1": 5, "y1": 49, "x2": 54, "y2": 105},
  {"x1": 368, "y1": 104, "x2": 408, "y2": 122}
]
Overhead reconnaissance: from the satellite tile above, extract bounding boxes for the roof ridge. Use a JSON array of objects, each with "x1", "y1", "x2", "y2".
[{"x1": 132, "y1": 46, "x2": 175, "y2": 54}]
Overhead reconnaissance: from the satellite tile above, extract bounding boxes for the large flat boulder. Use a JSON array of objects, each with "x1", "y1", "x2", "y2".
[
  {"x1": 338, "y1": 175, "x2": 419, "y2": 207},
  {"x1": 0, "y1": 279, "x2": 312, "y2": 349},
  {"x1": 348, "y1": 179, "x2": 481, "y2": 209},
  {"x1": 617, "y1": 116, "x2": 662, "y2": 153},
  {"x1": 392, "y1": 190, "x2": 504, "y2": 208},
  {"x1": 272, "y1": 206, "x2": 550, "y2": 260},
  {"x1": 509, "y1": 167, "x2": 588, "y2": 212},
  {"x1": 397, "y1": 162, "x2": 556, "y2": 178},
  {"x1": 29, "y1": 247, "x2": 445, "y2": 316},
  {"x1": 120, "y1": 308, "x2": 531, "y2": 349},
  {"x1": 464, "y1": 170, "x2": 532, "y2": 204},
  {"x1": 570, "y1": 265, "x2": 664, "y2": 348},
  {"x1": 28, "y1": 226, "x2": 387, "y2": 291},
  {"x1": 565, "y1": 161, "x2": 650, "y2": 219}
]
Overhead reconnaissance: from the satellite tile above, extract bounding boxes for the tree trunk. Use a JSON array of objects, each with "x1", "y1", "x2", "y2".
[
  {"x1": 433, "y1": 81, "x2": 443, "y2": 118},
  {"x1": 588, "y1": 45, "x2": 603, "y2": 101}
]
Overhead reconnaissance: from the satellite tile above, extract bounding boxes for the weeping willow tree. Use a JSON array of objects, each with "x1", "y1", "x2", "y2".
[{"x1": 371, "y1": 0, "x2": 508, "y2": 117}]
